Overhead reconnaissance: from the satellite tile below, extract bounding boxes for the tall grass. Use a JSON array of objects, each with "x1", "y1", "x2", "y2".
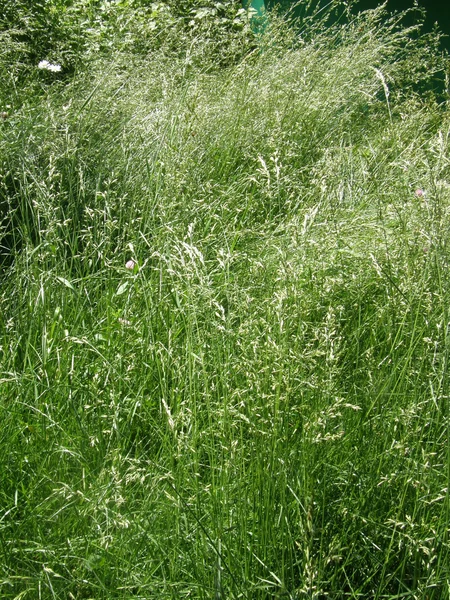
[{"x1": 1, "y1": 4, "x2": 450, "y2": 598}]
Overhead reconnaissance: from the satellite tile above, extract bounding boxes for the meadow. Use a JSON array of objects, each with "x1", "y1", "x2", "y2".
[{"x1": 0, "y1": 1, "x2": 450, "y2": 598}]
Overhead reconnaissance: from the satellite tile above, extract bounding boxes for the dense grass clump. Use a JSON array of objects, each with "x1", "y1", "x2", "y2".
[{"x1": 1, "y1": 2, "x2": 449, "y2": 598}]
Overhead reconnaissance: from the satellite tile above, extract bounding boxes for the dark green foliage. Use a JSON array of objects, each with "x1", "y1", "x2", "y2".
[
  {"x1": 0, "y1": 0, "x2": 249, "y2": 74},
  {"x1": 0, "y1": 0, "x2": 87, "y2": 69}
]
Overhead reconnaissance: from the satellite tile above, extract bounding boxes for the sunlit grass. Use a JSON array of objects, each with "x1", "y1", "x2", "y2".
[{"x1": 0, "y1": 4, "x2": 449, "y2": 598}]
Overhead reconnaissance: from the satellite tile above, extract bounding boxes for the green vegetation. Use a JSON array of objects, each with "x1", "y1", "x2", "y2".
[{"x1": 1, "y1": 1, "x2": 450, "y2": 598}]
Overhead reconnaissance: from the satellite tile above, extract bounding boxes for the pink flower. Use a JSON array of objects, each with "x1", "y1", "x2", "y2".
[
  {"x1": 125, "y1": 259, "x2": 136, "y2": 270},
  {"x1": 415, "y1": 188, "x2": 424, "y2": 198}
]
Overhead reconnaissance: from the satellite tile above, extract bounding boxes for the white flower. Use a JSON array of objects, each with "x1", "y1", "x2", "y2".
[{"x1": 38, "y1": 60, "x2": 62, "y2": 73}]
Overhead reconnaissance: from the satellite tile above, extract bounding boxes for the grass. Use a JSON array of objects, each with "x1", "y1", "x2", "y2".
[{"x1": 0, "y1": 3, "x2": 450, "y2": 598}]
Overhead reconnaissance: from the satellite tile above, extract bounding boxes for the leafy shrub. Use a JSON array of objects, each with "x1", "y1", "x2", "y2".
[{"x1": 0, "y1": 0, "x2": 252, "y2": 75}]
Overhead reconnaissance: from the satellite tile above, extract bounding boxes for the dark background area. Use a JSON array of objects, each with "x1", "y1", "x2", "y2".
[
  {"x1": 356, "y1": 0, "x2": 450, "y2": 40},
  {"x1": 268, "y1": 0, "x2": 450, "y2": 49}
]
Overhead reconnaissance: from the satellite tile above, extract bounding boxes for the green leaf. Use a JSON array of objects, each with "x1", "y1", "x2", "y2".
[
  {"x1": 55, "y1": 276, "x2": 76, "y2": 292},
  {"x1": 116, "y1": 281, "x2": 129, "y2": 296}
]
